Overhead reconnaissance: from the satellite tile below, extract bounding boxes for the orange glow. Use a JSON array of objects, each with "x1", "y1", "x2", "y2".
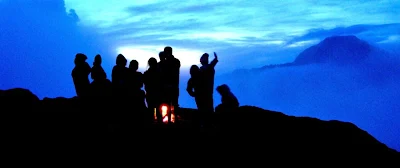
[
  {"x1": 153, "y1": 108, "x2": 157, "y2": 120},
  {"x1": 163, "y1": 113, "x2": 175, "y2": 123},
  {"x1": 161, "y1": 105, "x2": 168, "y2": 116},
  {"x1": 159, "y1": 104, "x2": 175, "y2": 123}
]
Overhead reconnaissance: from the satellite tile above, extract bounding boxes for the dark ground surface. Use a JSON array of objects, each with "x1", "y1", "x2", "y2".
[{"x1": 1, "y1": 88, "x2": 399, "y2": 165}]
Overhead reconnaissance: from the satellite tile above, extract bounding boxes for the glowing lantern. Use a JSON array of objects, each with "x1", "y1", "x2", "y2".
[{"x1": 159, "y1": 104, "x2": 175, "y2": 124}]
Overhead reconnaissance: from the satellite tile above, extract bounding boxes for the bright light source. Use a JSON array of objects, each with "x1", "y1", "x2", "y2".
[
  {"x1": 153, "y1": 107, "x2": 157, "y2": 120},
  {"x1": 116, "y1": 45, "x2": 204, "y2": 71},
  {"x1": 159, "y1": 104, "x2": 175, "y2": 123},
  {"x1": 163, "y1": 114, "x2": 175, "y2": 123},
  {"x1": 161, "y1": 105, "x2": 168, "y2": 117}
]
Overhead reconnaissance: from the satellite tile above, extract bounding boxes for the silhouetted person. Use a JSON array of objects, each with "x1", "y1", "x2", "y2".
[
  {"x1": 158, "y1": 51, "x2": 168, "y2": 106},
  {"x1": 112, "y1": 54, "x2": 129, "y2": 98},
  {"x1": 144, "y1": 57, "x2": 162, "y2": 123},
  {"x1": 89, "y1": 54, "x2": 112, "y2": 130},
  {"x1": 163, "y1": 46, "x2": 181, "y2": 108},
  {"x1": 215, "y1": 84, "x2": 239, "y2": 125},
  {"x1": 127, "y1": 60, "x2": 145, "y2": 107},
  {"x1": 72, "y1": 53, "x2": 91, "y2": 98},
  {"x1": 111, "y1": 54, "x2": 129, "y2": 127},
  {"x1": 127, "y1": 60, "x2": 143, "y2": 91},
  {"x1": 215, "y1": 84, "x2": 239, "y2": 112},
  {"x1": 91, "y1": 54, "x2": 107, "y2": 81},
  {"x1": 91, "y1": 54, "x2": 112, "y2": 97},
  {"x1": 198, "y1": 52, "x2": 218, "y2": 127},
  {"x1": 158, "y1": 51, "x2": 167, "y2": 73},
  {"x1": 187, "y1": 65, "x2": 201, "y2": 103},
  {"x1": 127, "y1": 60, "x2": 146, "y2": 124},
  {"x1": 187, "y1": 65, "x2": 202, "y2": 127}
]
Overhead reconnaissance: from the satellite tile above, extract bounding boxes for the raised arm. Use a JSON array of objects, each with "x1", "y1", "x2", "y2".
[{"x1": 210, "y1": 52, "x2": 218, "y2": 68}]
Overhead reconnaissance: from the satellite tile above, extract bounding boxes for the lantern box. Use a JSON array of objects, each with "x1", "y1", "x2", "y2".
[{"x1": 154, "y1": 104, "x2": 175, "y2": 124}]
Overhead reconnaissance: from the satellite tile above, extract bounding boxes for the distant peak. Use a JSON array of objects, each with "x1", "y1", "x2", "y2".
[
  {"x1": 321, "y1": 35, "x2": 363, "y2": 44},
  {"x1": 293, "y1": 35, "x2": 372, "y2": 65},
  {"x1": 325, "y1": 35, "x2": 358, "y2": 40}
]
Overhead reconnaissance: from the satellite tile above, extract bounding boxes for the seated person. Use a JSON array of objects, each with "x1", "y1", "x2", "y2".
[{"x1": 215, "y1": 84, "x2": 239, "y2": 115}]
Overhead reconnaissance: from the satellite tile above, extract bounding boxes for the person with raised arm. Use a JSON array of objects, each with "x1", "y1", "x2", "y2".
[{"x1": 197, "y1": 52, "x2": 218, "y2": 127}]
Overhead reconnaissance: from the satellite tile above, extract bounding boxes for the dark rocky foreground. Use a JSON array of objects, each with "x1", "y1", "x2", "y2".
[{"x1": 1, "y1": 88, "x2": 399, "y2": 164}]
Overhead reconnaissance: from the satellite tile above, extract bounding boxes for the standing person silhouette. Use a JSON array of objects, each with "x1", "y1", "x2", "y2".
[
  {"x1": 163, "y1": 46, "x2": 181, "y2": 108},
  {"x1": 163, "y1": 46, "x2": 180, "y2": 123},
  {"x1": 187, "y1": 65, "x2": 201, "y2": 107},
  {"x1": 187, "y1": 64, "x2": 202, "y2": 127},
  {"x1": 127, "y1": 60, "x2": 146, "y2": 124},
  {"x1": 198, "y1": 52, "x2": 218, "y2": 128},
  {"x1": 72, "y1": 53, "x2": 91, "y2": 99},
  {"x1": 127, "y1": 60, "x2": 143, "y2": 92},
  {"x1": 90, "y1": 54, "x2": 111, "y2": 131},
  {"x1": 158, "y1": 51, "x2": 168, "y2": 107},
  {"x1": 111, "y1": 54, "x2": 129, "y2": 130},
  {"x1": 112, "y1": 54, "x2": 129, "y2": 98},
  {"x1": 127, "y1": 60, "x2": 145, "y2": 108},
  {"x1": 144, "y1": 57, "x2": 162, "y2": 123}
]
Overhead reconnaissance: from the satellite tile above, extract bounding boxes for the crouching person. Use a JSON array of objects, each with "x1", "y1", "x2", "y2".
[{"x1": 215, "y1": 84, "x2": 239, "y2": 124}]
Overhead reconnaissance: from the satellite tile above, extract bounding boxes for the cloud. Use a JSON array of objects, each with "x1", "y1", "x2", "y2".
[
  {"x1": 0, "y1": 0, "x2": 113, "y2": 98},
  {"x1": 378, "y1": 35, "x2": 400, "y2": 44},
  {"x1": 64, "y1": 0, "x2": 400, "y2": 69},
  {"x1": 207, "y1": 61, "x2": 400, "y2": 151},
  {"x1": 288, "y1": 23, "x2": 400, "y2": 45},
  {"x1": 286, "y1": 40, "x2": 320, "y2": 48}
]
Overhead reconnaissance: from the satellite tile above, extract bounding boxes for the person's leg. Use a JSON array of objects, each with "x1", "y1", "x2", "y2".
[
  {"x1": 199, "y1": 94, "x2": 211, "y2": 127},
  {"x1": 151, "y1": 96, "x2": 163, "y2": 123},
  {"x1": 195, "y1": 95, "x2": 206, "y2": 127},
  {"x1": 206, "y1": 95, "x2": 214, "y2": 126},
  {"x1": 193, "y1": 96, "x2": 203, "y2": 128}
]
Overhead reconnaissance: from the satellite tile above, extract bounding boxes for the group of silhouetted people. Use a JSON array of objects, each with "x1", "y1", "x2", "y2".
[{"x1": 72, "y1": 46, "x2": 239, "y2": 127}]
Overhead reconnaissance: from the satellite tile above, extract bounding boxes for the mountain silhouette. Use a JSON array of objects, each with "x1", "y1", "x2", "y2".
[
  {"x1": 294, "y1": 35, "x2": 372, "y2": 65},
  {"x1": 256, "y1": 35, "x2": 394, "y2": 70},
  {"x1": 1, "y1": 88, "x2": 399, "y2": 162},
  {"x1": 214, "y1": 35, "x2": 400, "y2": 152}
]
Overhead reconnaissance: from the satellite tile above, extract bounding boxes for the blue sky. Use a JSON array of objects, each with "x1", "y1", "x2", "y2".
[
  {"x1": 64, "y1": 0, "x2": 400, "y2": 72},
  {"x1": 0, "y1": 0, "x2": 399, "y2": 98}
]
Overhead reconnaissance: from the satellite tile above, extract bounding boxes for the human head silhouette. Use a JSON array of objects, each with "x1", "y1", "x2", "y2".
[
  {"x1": 148, "y1": 57, "x2": 157, "y2": 68},
  {"x1": 129, "y1": 60, "x2": 139, "y2": 71},
  {"x1": 216, "y1": 84, "x2": 230, "y2": 96},
  {"x1": 164, "y1": 46, "x2": 173, "y2": 59},
  {"x1": 190, "y1": 65, "x2": 199, "y2": 76},
  {"x1": 200, "y1": 53, "x2": 209, "y2": 65},
  {"x1": 159, "y1": 51, "x2": 166, "y2": 61},
  {"x1": 94, "y1": 54, "x2": 102, "y2": 66},
  {"x1": 116, "y1": 54, "x2": 127, "y2": 67},
  {"x1": 74, "y1": 53, "x2": 87, "y2": 65}
]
